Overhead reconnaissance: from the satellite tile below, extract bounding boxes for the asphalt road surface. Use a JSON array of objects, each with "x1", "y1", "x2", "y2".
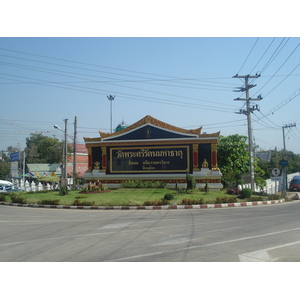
[{"x1": 1, "y1": 201, "x2": 300, "y2": 262}]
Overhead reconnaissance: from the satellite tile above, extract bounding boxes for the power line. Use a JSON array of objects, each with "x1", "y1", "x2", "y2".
[
  {"x1": 249, "y1": 37, "x2": 276, "y2": 74},
  {"x1": 0, "y1": 72, "x2": 238, "y2": 113},
  {"x1": 259, "y1": 61, "x2": 300, "y2": 98},
  {"x1": 259, "y1": 38, "x2": 290, "y2": 75},
  {"x1": 254, "y1": 41, "x2": 300, "y2": 96},
  {"x1": 237, "y1": 38, "x2": 259, "y2": 74}
]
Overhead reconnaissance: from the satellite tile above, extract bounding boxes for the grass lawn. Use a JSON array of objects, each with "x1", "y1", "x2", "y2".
[{"x1": 2, "y1": 188, "x2": 240, "y2": 206}]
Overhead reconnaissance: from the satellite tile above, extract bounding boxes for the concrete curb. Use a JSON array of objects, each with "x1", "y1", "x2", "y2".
[{"x1": 0, "y1": 199, "x2": 286, "y2": 210}]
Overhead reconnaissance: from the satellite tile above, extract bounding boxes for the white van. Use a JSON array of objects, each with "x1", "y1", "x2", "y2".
[{"x1": 0, "y1": 180, "x2": 13, "y2": 187}]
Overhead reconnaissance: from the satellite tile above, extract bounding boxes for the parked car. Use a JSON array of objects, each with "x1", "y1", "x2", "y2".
[
  {"x1": 0, "y1": 186, "x2": 25, "y2": 193},
  {"x1": 289, "y1": 176, "x2": 300, "y2": 191}
]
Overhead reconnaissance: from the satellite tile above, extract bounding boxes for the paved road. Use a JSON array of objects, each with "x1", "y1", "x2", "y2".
[{"x1": 1, "y1": 201, "x2": 300, "y2": 261}]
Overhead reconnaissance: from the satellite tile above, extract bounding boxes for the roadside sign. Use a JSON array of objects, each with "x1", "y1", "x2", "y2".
[
  {"x1": 271, "y1": 168, "x2": 281, "y2": 177},
  {"x1": 279, "y1": 159, "x2": 288, "y2": 167},
  {"x1": 10, "y1": 152, "x2": 20, "y2": 162}
]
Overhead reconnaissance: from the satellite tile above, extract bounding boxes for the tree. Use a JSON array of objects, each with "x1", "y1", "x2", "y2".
[
  {"x1": 0, "y1": 147, "x2": 21, "y2": 180},
  {"x1": 0, "y1": 151, "x2": 10, "y2": 180},
  {"x1": 25, "y1": 134, "x2": 64, "y2": 164},
  {"x1": 217, "y1": 134, "x2": 266, "y2": 189},
  {"x1": 256, "y1": 149, "x2": 300, "y2": 179}
]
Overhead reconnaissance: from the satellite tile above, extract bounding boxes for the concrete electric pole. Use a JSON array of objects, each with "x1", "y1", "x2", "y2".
[
  {"x1": 282, "y1": 123, "x2": 296, "y2": 193},
  {"x1": 233, "y1": 74, "x2": 262, "y2": 191},
  {"x1": 73, "y1": 116, "x2": 77, "y2": 190},
  {"x1": 62, "y1": 118, "x2": 68, "y2": 187}
]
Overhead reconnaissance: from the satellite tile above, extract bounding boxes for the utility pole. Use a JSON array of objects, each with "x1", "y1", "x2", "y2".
[
  {"x1": 73, "y1": 116, "x2": 77, "y2": 190},
  {"x1": 282, "y1": 123, "x2": 296, "y2": 153},
  {"x1": 107, "y1": 95, "x2": 115, "y2": 134},
  {"x1": 282, "y1": 123, "x2": 296, "y2": 193},
  {"x1": 233, "y1": 74, "x2": 262, "y2": 192},
  {"x1": 62, "y1": 118, "x2": 68, "y2": 187}
]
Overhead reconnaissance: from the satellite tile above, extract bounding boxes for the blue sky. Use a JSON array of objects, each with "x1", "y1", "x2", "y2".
[
  {"x1": 1, "y1": 37, "x2": 300, "y2": 154},
  {"x1": 1, "y1": 2, "x2": 300, "y2": 155}
]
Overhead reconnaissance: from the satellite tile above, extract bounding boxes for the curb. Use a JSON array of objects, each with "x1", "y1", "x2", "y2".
[{"x1": 0, "y1": 199, "x2": 286, "y2": 210}]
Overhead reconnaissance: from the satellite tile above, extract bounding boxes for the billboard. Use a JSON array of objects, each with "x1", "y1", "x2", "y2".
[{"x1": 10, "y1": 152, "x2": 20, "y2": 162}]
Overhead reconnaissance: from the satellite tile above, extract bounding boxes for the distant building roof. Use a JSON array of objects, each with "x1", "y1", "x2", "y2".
[{"x1": 27, "y1": 164, "x2": 62, "y2": 177}]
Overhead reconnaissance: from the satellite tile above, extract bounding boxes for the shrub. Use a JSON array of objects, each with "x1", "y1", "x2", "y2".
[
  {"x1": 59, "y1": 186, "x2": 69, "y2": 196},
  {"x1": 72, "y1": 199, "x2": 95, "y2": 206},
  {"x1": 122, "y1": 180, "x2": 166, "y2": 188},
  {"x1": 249, "y1": 196, "x2": 263, "y2": 202},
  {"x1": 181, "y1": 198, "x2": 204, "y2": 205},
  {"x1": 144, "y1": 198, "x2": 170, "y2": 206},
  {"x1": 240, "y1": 188, "x2": 252, "y2": 199},
  {"x1": 9, "y1": 192, "x2": 27, "y2": 204},
  {"x1": 206, "y1": 199, "x2": 215, "y2": 204},
  {"x1": 186, "y1": 174, "x2": 196, "y2": 190},
  {"x1": 268, "y1": 194, "x2": 282, "y2": 200},
  {"x1": 38, "y1": 199, "x2": 60, "y2": 205},
  {"x1": 227, "y1": 187, "x2": 240, "y2": 195},
  {"x1": 0, "y1": 193, "x2": 7, "y2": 202},
  {"x1": 215, "y1": 196, "x2": 237, "y2": 203},
  {"x1": 204, "y1": 182, "x2": 209, "y2": 194},
  {"x1": 164, "y1": 193, "x2": 174, "y2": 200}
]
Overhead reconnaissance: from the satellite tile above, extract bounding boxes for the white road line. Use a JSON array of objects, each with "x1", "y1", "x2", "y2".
[
  {"x1": 105, "y1": 227, "x2": 300, "y2": 261},
  {"x1": 239, "y1": 240, "x2": 300, "y2": 262}
]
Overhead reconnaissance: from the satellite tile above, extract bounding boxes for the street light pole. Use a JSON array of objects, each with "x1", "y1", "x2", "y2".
[
  {"x1": 54, "y1": 120, "x2": 68, "y2": 187},
  {"x1": 62, "y1": 119, "x2": 68, "y2": 187},
  {"x1": 107, "y1": 95, "x2": 115, "y2": 134}
]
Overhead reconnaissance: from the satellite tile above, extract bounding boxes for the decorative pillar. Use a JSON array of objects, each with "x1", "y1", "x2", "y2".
[
  {"x1": 101, "y1": 147, "x2": 107, "y2": 172},
  {"x1": 211, "y1": 143, "x2": 219, "y2": 170},
  {"x1": 193, "y1": 144, "x2": 199, "y2": 171},
  {"x1": 87, "y1": 147, "x2": 92, "y2": 172}
]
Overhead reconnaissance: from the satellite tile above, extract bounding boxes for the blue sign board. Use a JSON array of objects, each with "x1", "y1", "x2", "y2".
[
  {"x1": 10, "y1": 152, "x2": 20, "y2": 162},
  {"x1": 279, "y1": 159, "x2": 288, "y2": 167}
]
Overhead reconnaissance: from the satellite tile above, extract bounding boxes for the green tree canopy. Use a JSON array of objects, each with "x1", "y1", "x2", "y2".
[
  {"x1": 25, "y1": 134, "x2": 64, "y2": 164},
  {"x1": 257, "y1": 149, "x2": 300, "y2": 179},
  {"x1": 217, "y1": 134, "x2": 250, "y2": 187},
  {"x1": 217, "y1": 134, "x2": 266, "y2": 188}
]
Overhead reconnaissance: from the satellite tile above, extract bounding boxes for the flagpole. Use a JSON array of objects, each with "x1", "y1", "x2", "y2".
[{"x1": 23, "y1": 151, "x2": 25, "y2": 185}]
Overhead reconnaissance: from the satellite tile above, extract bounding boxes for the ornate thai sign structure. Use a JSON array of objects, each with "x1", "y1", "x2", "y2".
[{"x1": 83, "y1": 115, "x2": 222, "y2": 190}]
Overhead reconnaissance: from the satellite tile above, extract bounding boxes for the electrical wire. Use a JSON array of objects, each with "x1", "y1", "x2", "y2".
[
  {"x1": 237, "y1": 37, "x2": 259, "y2": 74},
  {"x1": 254, "y1": 41, "x2": 300, "y2": 96},
  {"x1": 249, "y1": 38, "x2": 276, "y2": 74}
]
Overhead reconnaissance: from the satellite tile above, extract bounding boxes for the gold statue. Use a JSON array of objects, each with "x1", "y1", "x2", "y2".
[{"x1": 202, "y1": 159, "x2": 208, "y2": 168}]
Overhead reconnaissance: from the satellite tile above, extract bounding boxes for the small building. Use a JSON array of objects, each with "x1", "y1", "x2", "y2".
[
  {"x1": 26, "y1": 163, "x2": 61, "y2": 178},
  {"x1": 83, "y1": 115, "x2": 222, "y2": 190},
  {"x1": 67, "y1": 144, "x2": 89, "y2": 179}
]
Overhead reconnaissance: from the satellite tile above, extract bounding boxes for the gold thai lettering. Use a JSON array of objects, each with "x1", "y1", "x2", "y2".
[
  {"x1": 128, "y1": 160, "x2": 139, "y2": 165},
  {"x1": 116, "y1": 148, "x2": 183, "y2": 159}
]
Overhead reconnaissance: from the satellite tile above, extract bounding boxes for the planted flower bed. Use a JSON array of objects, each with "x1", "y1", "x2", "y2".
[{"x1": 79, "y1": 183, "x2": 109, "y2": 194}]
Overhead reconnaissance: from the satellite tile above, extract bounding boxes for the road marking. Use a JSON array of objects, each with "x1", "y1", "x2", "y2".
[
  {"x1": 239, "y1": 240, "x2": 300, "y2": 262},
  {"x1": 153, "y1": 227, "x2": 241, "y2": 246},
  {"x1": 102, "y1": 222, "x2": 132, "y2": 229},
  {"x1": 105, "y1": 227, "x2": 300, "y2": 261}
]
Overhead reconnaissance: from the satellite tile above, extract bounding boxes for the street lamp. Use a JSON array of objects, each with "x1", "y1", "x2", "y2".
[
  {"x1": 54, "y1": 119, "x2": 68, "y2": 187},
  {"x1": 107, "y1": 95, "x2": 115, "y2": 134}
]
